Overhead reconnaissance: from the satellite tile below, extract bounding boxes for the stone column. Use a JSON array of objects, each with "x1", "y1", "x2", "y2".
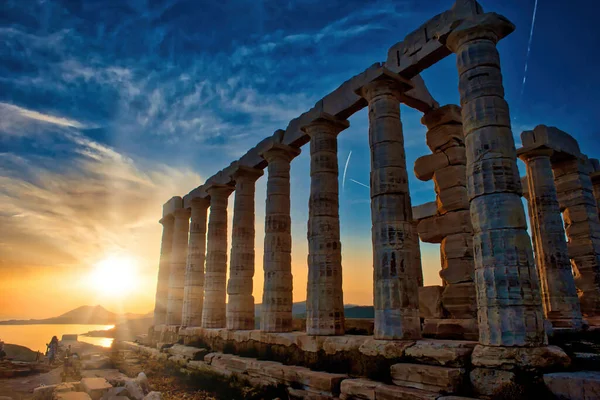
[
  {"x1": 554, "y1": 157, "x2": 600, "y2": 316},
  {"x1": 592, "y1": 169, "x2": 600, "y2": 218},
  {"x1": 202, "y1": 184, "x2": 234, "y2": 328},
  {"x1": 227, "y1": 166, "x2": 263, "y2": 330},
  {"x1": 166, "y1": 208, "x2": 191, "y2": 326},
  {"x1": 356, "y1": 71, "x2": 421, "y2": 340},
  {"x1": 411, "y1": 220, "x2": 424, "y2": 287},
  {"x1": 260, "y1": 143, "x2": 300, "y2": 332},
  {"x1": 181, "y1": 197, "x2": 210, "y2": 328},
  {"x1": 447, "y1": 13, "x2": 546, "y2": 346},
  {"x1": 519, "y1": 149, "x2": 583, "y2": 329},
  {"x1": 153, "y1": 215, "x2": 174, "y2": 326},
  {"x1": 301, "y1": 114, "x2": 348, "y2": 336}
]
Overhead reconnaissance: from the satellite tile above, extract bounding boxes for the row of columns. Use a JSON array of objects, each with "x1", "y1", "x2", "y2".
[{"x1": 151, "y1": 13, "x2": 577, "y2": 347}]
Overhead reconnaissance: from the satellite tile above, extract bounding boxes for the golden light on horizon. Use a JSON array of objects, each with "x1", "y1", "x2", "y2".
[{"x1": 88, "y1": 254, "x2": 138, "y2": 297}]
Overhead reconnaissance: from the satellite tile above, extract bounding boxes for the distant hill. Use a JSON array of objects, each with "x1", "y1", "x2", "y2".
[{"x1": 0, "y1": 305, "x2": 149, "y2": 325}]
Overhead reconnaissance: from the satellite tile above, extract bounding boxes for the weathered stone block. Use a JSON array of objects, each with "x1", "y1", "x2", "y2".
[
  {"x1": 440, "y1": 257, "x2": 473, "y2": 285},
  {"x1": 54, "y1": 394, "x2": 93, "y2": 400},
  {"x1": 426, "y1": 124, "x2": 464, "y2": 152},
  {"x1": 441, "y1": 234, "x2": 473, "y2": 259},
  {"x1": 374, "y1": 383, "x2": 439, "y2": 400},
  {"x1": 434, "y1": 165, "x2": 467, "y2": 192},
  {"x1": 390, "y1": 363, "x2": 464, "y2": 393},
  {"x1": 422, "y1": 319, "x2": 478, "y2": 341},
  {"x1": 543, "y1": 371, "x2": 600, "y2": 400},
  {"x1": 421, "y1": 105, "x2": 462, "y2": 130},
  {"x1": 166, "y1": 344, "x2": 208, "y2": 361},
  {"x1": 80, "y1": 377, "x2": 112, "y2": 400},
  {"x1": 471, "y1": 344, "x2": 571, "y2": 370},
  {"x1": 418, "y1": 286, "x2": 444, "y2": 319},
  {"x1": 441, "y1": 283, "x2": 476, "y2": 319},
  {"x1": 412, "y1": 201, "x2": 437, "y2": 221},
  {"x1": 296, "y1": 369, "x2": 347, "y2": 394},
  {"x1": 436, "y1": 186, "x2": 469, "y2": 214},
  {"x1": 414, "y1": 152, "x2": 449, "y2": 181},
  {"x1": 404, "y1": 340, "x2": 476, "y2": 367},
  {"x1": 418, "y1": 211, "x2": 472, "y2": 243},
  {"x1": 470, "y1": 368, "x2": 516, "y2": 398},
  {"x1": 340, "y1": 378, "x2": 381, "y2": 400}
]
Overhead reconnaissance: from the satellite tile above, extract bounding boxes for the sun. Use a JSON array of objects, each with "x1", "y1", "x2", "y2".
[{"x1": 89, "y1": 254, "x2": 138, "y2": 296}]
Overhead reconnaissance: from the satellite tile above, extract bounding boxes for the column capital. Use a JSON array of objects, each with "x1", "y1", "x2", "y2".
[
  {"x1": 172, "y1": 208, "x2": 191, "y2": 219},
  {"x1": 159, "y1": 214, "x2": 174, "y2": 225},
  {"x1": 355, "y1": 68, "x2": 413, "y2": 102},
  {"x1": 421, "y1": 104, "x2": 462, "y2": 130},
  {"x1": 230, "y1": 164, "x2": 264, "y2": 183},
  {"x1": 205, "y1": 183, "x2": 235, "y2": 199},
  {"x1": 517, "y1": 146, "x2": 554, "y2": 162},
  {"x1": 260, "y1": 143, "x2": 301, "y2": 163},
  {"x1": 190, "y1": 196, "x2": 210, "y2": 210},
  {"x1": 446, "y1": 12, "x2": 515, "y2": 52},
  {"x1": 300, "y1": 113, "x2": 349, "y2": 136}
]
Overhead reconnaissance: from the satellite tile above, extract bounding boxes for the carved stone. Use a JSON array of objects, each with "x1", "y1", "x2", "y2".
[
  {"x1": 356, "y1": 71, "x2": 420, "y2": 340},
  {"x1": 519, "y1": 148, "x2": 583, "y2": 329},
  {"x1": 202, "y1": 184, "x2": 234, "y2": 329},
  {"x1": 227, "y1": 166, "x2": 263, "y2": 330},
  {"x1": 166, "y1": 208, "x2": 191, "y2": 326},
  {"x1": 302, "y1": 113, "x2": 349, "y2": 336},
  {"x1": 153, "y1": 215, "x2": 174, "y2": 326},
  {"x1": 182, "y1": 198, "x2": 210, "y2": 328},
  {"x1": 260, "y1": 143, "x2": 301, "y2": 332},
  {"x1": 446, "y1": 13, "x2": 546, "y2": 346}
]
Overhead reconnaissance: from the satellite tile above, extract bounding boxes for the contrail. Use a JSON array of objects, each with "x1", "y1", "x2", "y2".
[
  {"x1": 342, "y1": 151, "x2": 352, "y2": 191},
  {"x1": 519, "y1": 0, "x2": 539, "y2": 105},
  {"x1": 350, "y1": 179, "x2": 370, "y2": 189}
]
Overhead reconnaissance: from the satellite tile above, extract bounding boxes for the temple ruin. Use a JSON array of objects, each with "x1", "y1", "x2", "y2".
[{"x1": 131, "y1": 1, "x2": 600, "y2": 399}]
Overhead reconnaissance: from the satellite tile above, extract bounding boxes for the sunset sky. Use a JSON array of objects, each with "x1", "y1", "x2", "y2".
[{"x1": 1, "y1": 0, "x2": 599, "y2": 320}]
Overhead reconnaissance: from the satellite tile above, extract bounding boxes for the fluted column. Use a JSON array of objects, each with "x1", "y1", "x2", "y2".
[
  {"x1": 356, "y1": 71, "x2": 421, "y2": 340},
  {"x1": 166, "y1": 208, "x2": 191, "y2": 326},
  {"x1": 301, "y1": 114, "x2": 348, "y2": 336},
  {"x1": 411, "y1": 220, "x2": 424, "y2": 287},
  {"x1": 153, "y1": 215, "x2": 174, "y2": 326},
  {"x1": 181, "y1": 197, "x2": 210, "y2": 328},
  {"x1": 202, "y1": 184, "x2": 234, "y2": 328},
  {"x1": 447, "y1": 13, "x2": 546, "y2": 346},
  {"x1": 227, "y1": 166, "x2": 263, "y2": 330},
  {"x1": 519, "y1": 149, "x2": 583, "y2": 329},
  {"x1": 554, "y1": 157, "x2": 600, "y2": 316},
  {"x1": 260, "y1": 143, "x2": 300, "y2": 332}
]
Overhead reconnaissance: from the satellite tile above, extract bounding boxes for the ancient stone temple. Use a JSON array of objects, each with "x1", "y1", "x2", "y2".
[{"x1": 141, "y1": 2, "x2": 600, "y2": 399}]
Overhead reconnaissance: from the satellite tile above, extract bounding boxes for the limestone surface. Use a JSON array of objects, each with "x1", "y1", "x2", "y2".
[
  {"x1": 165, "y1": 208, "x2": 191, "y2": 326},
  {"x1": 152, "y1": 216, "x2": 174, "y2": 326},
  {"x1": 260, "y1": 143, "x2": 301, "y2": 332},
  {"x1": 543, "y1": 371, "x2": 600, "y2": 400},
  {"x1": 302, "y1": 113, "x2": 348, "y2": 336},
  {"x1": 446, "y1": 12, "x2": 546, "y2": 347},
  {"x1": 227, "y1": 166, "x2": 263, "y2": 330},
  {"x1": 357, "y1": 72, "x2": 420, "y2": 340},
  {"x1": 202, "y1": 184, "x2": 234, "y2": 329},
  {"x1": 418, "y1": 286, "x2": 444, "y2": 319},
  {"x1": 520, "y1": 148, "x2": 584, "y2": 329},
  {"x1": 390, "y1": 363, "x2": 464, "y2": 393},
  {"x1": 181, "y1": 197, "x2": 209, "y2": 328}
]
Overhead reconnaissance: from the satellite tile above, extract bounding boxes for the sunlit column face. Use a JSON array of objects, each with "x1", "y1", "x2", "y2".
[{"x1": 87, "y1": 254, "x2": 138, "y2": 296}]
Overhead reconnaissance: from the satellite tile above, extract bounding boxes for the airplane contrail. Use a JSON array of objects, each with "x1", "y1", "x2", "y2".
[
  {"x1": 519, "y1": 0, "x2": 539, "y2": 105},
  {"x1": 350, "y1": 179, "x2": 370, "y2": 189},
  {"x1": 342, "y1": 151, "x2": 352, "y2": 192}
]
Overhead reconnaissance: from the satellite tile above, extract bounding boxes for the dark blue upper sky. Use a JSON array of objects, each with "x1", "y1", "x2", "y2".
[{"x1": 1, "y1": 0, "x2": 599, "y2": 296}]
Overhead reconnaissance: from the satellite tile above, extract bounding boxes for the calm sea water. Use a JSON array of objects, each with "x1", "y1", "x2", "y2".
[{"x1": 0, "y1": 324, "x2": 114, "y2": 353}]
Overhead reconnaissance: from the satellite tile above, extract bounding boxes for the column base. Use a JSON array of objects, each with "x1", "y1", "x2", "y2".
[{"x1": 471, "y1": 344, "x2": 571, "y2": 370}]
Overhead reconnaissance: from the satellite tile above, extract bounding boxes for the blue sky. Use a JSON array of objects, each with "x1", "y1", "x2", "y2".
[{"x1": 1, "y1": 0, "x2": 599, "y2": 317}]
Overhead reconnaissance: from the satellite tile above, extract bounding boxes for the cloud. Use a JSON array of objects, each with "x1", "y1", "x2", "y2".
[{"x1": 0, "y1": 130, "x2": 202, "y2": 272}]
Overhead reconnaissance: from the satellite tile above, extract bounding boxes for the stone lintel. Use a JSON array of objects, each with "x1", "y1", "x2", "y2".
[
  {"x1": 517, "y1": 143, "x2": 579, "y2": 165},
  {"x1": 521, "y1": 125, "x2": 582, "y2": 160},
  {"x1": 385, "y1": 0, "x2": 484, "y2": 78},
  {"x1": 413, "y1": 201, "x2": 438, "y2": 221},
  {"x1": 162, "y1": 196, "x2": 183, "y2": 218},
  {"x1": 300, "y1": 112, "x2": 350, "y2": 135},
  {"x1": 204, "y1": 182, "x2": 235, "y2": 197}
]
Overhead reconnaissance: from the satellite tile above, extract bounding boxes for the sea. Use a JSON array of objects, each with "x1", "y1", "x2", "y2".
[{"x1": 0, "y1": 324, "x2": 114, "y2": 353}]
